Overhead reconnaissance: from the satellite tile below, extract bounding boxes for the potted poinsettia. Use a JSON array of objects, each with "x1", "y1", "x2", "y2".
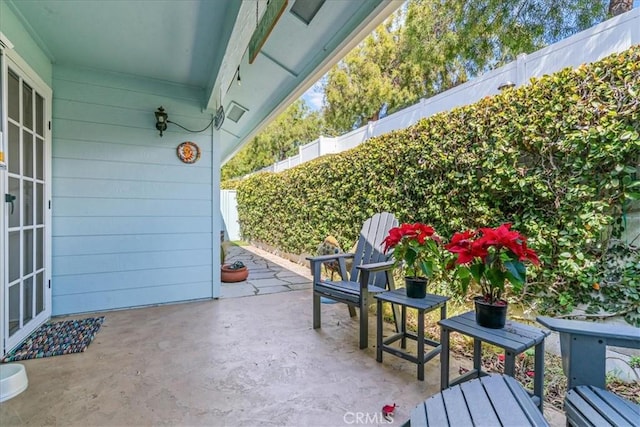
[
  {"x1": 445, "y1": 223, "x2": 539, "y2": 328},
  {"x1": 382, "y1": 222, "x2": 443, "y2": 298}
]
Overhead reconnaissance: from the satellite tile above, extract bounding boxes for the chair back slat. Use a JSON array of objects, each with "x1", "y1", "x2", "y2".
[{"x1": 349, "y1": 212, "x2": 398, "y2": 287}]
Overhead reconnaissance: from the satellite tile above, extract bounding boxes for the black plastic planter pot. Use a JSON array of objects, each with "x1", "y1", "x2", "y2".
[
  {"x1": 405, "y1": 277, "x2": 428, "y2": 298},
  {"x1": 474, "y1": 296, "x2": 507, "y2": 329}
]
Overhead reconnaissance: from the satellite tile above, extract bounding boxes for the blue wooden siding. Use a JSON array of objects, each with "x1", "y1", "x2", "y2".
[{"x1": 51, "y1": 65, "x2": 217, "y2": 315}]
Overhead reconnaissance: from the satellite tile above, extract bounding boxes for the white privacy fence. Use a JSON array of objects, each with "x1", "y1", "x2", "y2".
[
  {"x1": 257, "y1": 8, "x2": 639, "y2": 174},
  {"x1": 220, "y1": 189, "x2": 241, "y2": 241},
  {"x1": 222, "y1": 9, "x2": 640, "y2": 242}
]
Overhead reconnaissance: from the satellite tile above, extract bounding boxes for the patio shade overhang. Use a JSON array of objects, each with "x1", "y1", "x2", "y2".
[{"x1": 6, "y1": 0, "x2": 401, "y2": 163}]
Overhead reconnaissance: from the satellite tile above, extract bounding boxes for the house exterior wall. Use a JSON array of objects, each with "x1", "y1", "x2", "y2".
[{"x1": 51, "y1": 66, "x2": 219, "y2": 315}]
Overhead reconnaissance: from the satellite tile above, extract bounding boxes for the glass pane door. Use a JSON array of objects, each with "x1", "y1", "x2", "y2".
[{"x1": 3, "y1": 61, "x2": 51, "y2": 353}]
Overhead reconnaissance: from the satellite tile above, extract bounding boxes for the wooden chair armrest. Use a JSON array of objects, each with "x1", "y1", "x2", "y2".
[
  {"x1": 537, "y1": 316, "x2": 640, "y2": 349},
  {"x1": 308, "y1": 253, "x2": 354, "y2": 282},
  {"x1": 356, "y1": 261, "x2": 396, "y2": 292},
  {"x1": 356, "y1": 260, "x2": 395, "y2": 273},
  {"x1": 306, "y1": 253, "x2": 355, "y2": 263}
]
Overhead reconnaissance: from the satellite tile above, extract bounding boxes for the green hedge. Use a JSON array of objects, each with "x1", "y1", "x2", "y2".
[{"x1": 229, "y1": 46, "x2": 640, "y2": 321}]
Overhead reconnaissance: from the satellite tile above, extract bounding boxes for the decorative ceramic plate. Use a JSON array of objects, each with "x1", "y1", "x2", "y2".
[{"x1": 177, "y1": 141, "x2": 200, "y2": 164}]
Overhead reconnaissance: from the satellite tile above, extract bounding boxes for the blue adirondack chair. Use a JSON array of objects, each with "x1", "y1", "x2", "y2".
[
  {"x1": 537, "y1": 316, "x2": 640, "y2": 427},
  {"x1": 307, "y1": 212, "x2": 399, "y2": 349}
]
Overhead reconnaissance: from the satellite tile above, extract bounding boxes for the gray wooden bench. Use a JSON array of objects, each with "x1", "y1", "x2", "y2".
[
  {"x1": 537, "y1": 316, "x2": 640, "y2": 427},
  {"x1": 402, "y1": 374, "x2": 549, "y2": 426}
]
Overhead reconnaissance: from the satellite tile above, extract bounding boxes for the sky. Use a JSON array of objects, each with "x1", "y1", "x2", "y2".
[{"x1": 301, "y1": 80, "x2": 324, "y2": 112}]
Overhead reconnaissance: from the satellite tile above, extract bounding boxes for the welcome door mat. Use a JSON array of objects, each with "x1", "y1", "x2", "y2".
[{"x1": 1, "y1": 317, "x2": 104, "y2": 362}]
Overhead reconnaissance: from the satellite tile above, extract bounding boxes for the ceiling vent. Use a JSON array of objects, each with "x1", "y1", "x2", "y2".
[
  {"x1": 226, "y1": 102, "x2": 248, "y2": 123},
  {"x1": 290, "y1": 0, "x2": 325, "y2": 25}
]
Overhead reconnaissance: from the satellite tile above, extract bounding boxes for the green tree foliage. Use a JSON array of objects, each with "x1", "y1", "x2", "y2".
[
  {"x1": 322, "y1": 12, "x2": 415, "y2": 135},
  {"x1": 400, "y1": 0, "x2": 468, "y2": 98},
  {"x1": 448, "y1": 0, "x2": 609, "y2": 75},
  {"x1": 221, "y1": 99, "x2": 324, "y2": 180},
  {"x1": 401, "y1": 0, "x2": 616, "y2": 96}
]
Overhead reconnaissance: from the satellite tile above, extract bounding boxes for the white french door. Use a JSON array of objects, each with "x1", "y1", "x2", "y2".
[{"x1": 1, "y1": 46, "x2": 52, "y2": 355}]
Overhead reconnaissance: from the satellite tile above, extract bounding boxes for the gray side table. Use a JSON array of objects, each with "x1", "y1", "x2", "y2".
[
  {"x1": 439, "y1": 311, "x2": 550, "y2": 410},
  {"x1": 375, "y1": 288, "x2": 449, "y2": 380},
  {"x1": 403, "y1": 374, "x2": 549, "y2": 426}
]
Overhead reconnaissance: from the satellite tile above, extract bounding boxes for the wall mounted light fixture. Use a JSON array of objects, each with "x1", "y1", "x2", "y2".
[
  {"x1": 155, "y1": 106, "x2": 168, "y2": 136},
  {"x1": 154, "y1": 106, "x2": 216, "y2": 137}
]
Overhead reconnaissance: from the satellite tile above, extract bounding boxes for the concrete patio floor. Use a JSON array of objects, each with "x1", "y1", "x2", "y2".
[{"x1": 1, "y1": 245, "x2": 565, "y2": 426}]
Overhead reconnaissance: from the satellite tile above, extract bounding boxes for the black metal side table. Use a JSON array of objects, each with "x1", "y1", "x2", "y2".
[
  {"x1": 439, "y1": 311, "x2": 550, "y2": 410},
  {"x1": 375, "y1": 288, "x2": 449, "y2": 380}
]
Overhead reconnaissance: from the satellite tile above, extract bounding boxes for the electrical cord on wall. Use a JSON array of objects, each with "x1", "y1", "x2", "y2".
[{"x1": 167, "y1": 118, "x2": 214, "y2": 134}]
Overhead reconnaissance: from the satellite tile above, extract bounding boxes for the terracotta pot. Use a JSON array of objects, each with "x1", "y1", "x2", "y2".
[
  {"x1": 221, "y1": 264, "x2": 249, "y2": 282},
  {"x1": 474, "y1": 296, "x2": 508, "y2": 329},
  {"x1": 405, "y1": 276, "x2": 428, "y2": 298}
]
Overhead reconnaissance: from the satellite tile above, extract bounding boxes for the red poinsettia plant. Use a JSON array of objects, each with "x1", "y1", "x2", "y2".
[
  {"x1": 445, "y1": 223, "x2": 540, "y2": 304},
  {"x1": 382, "y1": 222, "x2": 443, "y2": 279}
]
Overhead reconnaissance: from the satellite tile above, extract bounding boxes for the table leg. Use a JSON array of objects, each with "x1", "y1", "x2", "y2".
[
  {"x1": 376, "y1": 299, "x2": 383, "y2": 362},
  {"x1": 534, "y1": 341, "x2": 545, "y2": 411},
  {"x1": 440, "y1": 328, "x2": 450, "y2": 390},
  {"x1": 401, "y1": 305, "x2": 407, "y2": 349},
  {"x1": 504, "y1": 351, "x2": 516, "y2": 376},
  {"x1": 417, "y1": 309, "x2": 425, "y2": 381},
  {"x1": 473, "y1": 339, "x2": 482, "y2": 378}
]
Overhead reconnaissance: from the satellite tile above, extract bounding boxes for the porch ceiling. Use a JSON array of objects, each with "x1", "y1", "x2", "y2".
[{"x1": 7, "y1": 0, "x2": 401, "y2": 163}]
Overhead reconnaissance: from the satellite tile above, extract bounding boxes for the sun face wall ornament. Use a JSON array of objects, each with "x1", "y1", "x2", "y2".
[{"x1": 177, "y1": 142, "x2": 201, "y2": 164}]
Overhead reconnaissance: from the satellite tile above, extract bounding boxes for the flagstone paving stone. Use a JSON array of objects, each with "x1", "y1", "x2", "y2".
[
  {"x1": 278, "y1": 274, "x2": 312, "y2": 285},
  {"x1": 244, "y1": 271, "x2": 275, "y2": 280},
  {"x1": 249, "y1": 278, "x2": 290, "y2": 288},
  {"x1": 288, "y1": 283, "x2": 312, "y2": 291}
]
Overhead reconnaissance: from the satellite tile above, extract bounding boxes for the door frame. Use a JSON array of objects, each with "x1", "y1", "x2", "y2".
[{"x1": 1, "y1": 42, "x2": 53, "y2": 355}]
